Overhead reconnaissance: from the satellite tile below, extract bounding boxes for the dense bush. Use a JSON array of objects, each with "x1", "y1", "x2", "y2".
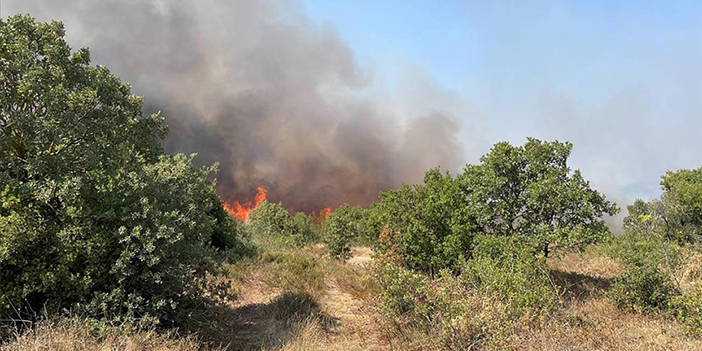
[
  {"x1": 292, "y1": 212, "x2": 317, "y2": 241},
  {"x1": 247, "y1": 201, "x2": 312, "y2": 247},
  {"x1": 608, "y1": 232, "x2": 686, "y2": 277},
  {"x1": 377, "y1": 264, "x2": 440, "y2": 324},
  {"x1": 606, "y1": 231, "x2": 683, "y2": 315},
  {"x1": 370, "y1": 168, "x2": 476, "y2": 273},
  {"x1": 672, "y1": 283, "x2": 702, "y2": 337},
  {"x1": 609, "y1": 167, "x2": 702, "y2": 317},
  {"x1": 376, "y1": 262, "x2": 515, "y2": 350},
  {"x1": 209, "y1": 209, "x2": 256, "y2": 262},
  {"x1": 608, "y1": 265, "x2": 679, "y2": 315},
  {"x1": 322, "y1": 205, "x2": 370, "y2": 259},
  {"x1": 375, "y1": 235, "x2": 560, "y2": 349},
  {"x1": 463, "y1": 236, "x2": 558, "y2": 318},
  {"x1": 0, "y1": 16, "x2": 246, "y2": 328}
]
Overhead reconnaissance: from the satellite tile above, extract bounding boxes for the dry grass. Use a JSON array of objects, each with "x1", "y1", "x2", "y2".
[
  {"x1": 347, "y1": 246, "x2": 374, "y2": 267},
  {"x1": 550, "y1": 246, "x2": 623, "y2": 279},
  {"x1": 201, "y1": 245, "x2": 388, "y2": 351},
  {"x1": 508, "y1": 298, "x2": 702, "y2": 351},
  {"x1": 507, "y1": 249, "x2": 702, "y2": 351},
  {"x1": 2, "y1": 245, "x2": 700, "y2": 351},
  {"x1": 678, "y1": 250, "x2": 702, "y2": 292},
  {"x1": 0, "y1": 321, "x2": 206, "y2": 351}
]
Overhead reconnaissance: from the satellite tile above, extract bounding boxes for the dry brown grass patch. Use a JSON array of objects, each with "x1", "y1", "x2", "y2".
[
  {"x1": 0, "y1": 320, "x2": 207, "y2": 351},
  {"x1": 508, "y1": 298, "x2": 702, "y2": 351}
]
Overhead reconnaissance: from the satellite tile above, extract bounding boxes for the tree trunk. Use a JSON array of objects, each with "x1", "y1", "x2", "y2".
[{"x1": 543, "y1": 241, "x2": 550, "y2": 258}]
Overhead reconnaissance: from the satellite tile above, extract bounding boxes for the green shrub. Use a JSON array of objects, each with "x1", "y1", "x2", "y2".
[
  {"x1": 375, "y1": 263, "x2": 510, "y2": 350},
  {"x1": 606, "y1": 231, "x2": 688, "y2": 316},
  {"x1": 262, "y1": 252, "x2": 326, "y2": 298},
  {"x1": 608, "y1": 265, "x2": 679, "y2": 315},
  {"x1": 370, "y1": 168, "x2": 476, "y2": 273},
  {"x1": 0, "y1": 16, "x2": 245, "y2": 328},
  {"x1": 607, "y1": 232, "x2": 683, "y2": 271},
  {"x1": 247, "y1": 201, "x2": 311, "y2": 247},
  {"x1": 377, "y1": 263, "x2": 439, "y2": 326},
  {"x1": 210, "y1": 206, "x2": 256, "y2": 262},
  {"x1": 671, "y1": 283, "x2": 702, "y2": 337},
  {"x1": 376, "y1": 237, "x2": 558, "y2": 347},
  {"x1": 293, "y1": 212, "x2": 318, "y2": 241},
  {"x1": 322, "y1": 205, "x2": 369, "y2": 259},
  {"x1": 462, "y1": 236, "x2": 558, "y2": 319},
  {"x1": 1, "y1": 154, "x2": 237, "y2": 328}
]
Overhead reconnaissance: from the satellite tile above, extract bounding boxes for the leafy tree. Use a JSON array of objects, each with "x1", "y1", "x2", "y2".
[
  {"x1": 322, "y1": 205, "x2": 370, "y2": 259},
  {"x1": 623, "y1": 199, "x2": 652, "y2": 232},
  {"x1": 611, "y1": 167, "x2": 701, "y2": 318},
  {"x1": 370, "y1": 168, "x2": 477, "y2": 273},
  {"x1": 662, "y1": 167, "x2": 702, "y2": 220},
  {"x1": 623, "y1": 166, "x2": 702, "y2": 243},
  {"x1": 457, "y1": 138, "x2": 618, "y2": 257},
  {"x1": 248, "y1": 201, "x2": 313, "y2": 246},
  {"x1": 248, "y1": 201, "x2": 295, "y2": 235},
  {"x1": 0, "y1": 16, "x2": 244, "y2": 328},
  {"x1": 661, "y1": 167, "x2": 702, "y2": 242}
]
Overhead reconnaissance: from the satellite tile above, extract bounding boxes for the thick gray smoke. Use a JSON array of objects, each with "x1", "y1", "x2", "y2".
[{"x1": 6, "y1": 0, "x2": 464, "y2": 212}]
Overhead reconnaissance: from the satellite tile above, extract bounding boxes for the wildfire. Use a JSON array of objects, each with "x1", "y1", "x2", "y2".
[
  {"x1": 223, "y1": 186, "x2": 267, "y2": 221},
  {"x1": 222, "y1": 186, "x2": 336, "y2": 223}
]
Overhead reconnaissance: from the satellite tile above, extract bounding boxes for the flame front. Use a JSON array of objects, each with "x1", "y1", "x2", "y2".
[
  {"x1": 223, "y1": 186, "x2": 267, "y2": 221},
  {"x1": 321, "y1": 207, "x2": 332, "y2": 220}
]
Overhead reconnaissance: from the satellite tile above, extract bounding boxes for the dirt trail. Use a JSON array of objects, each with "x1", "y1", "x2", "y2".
[
  {"x1": 221, "y1": 246, "x2": 389, "y2": 351},
  {"x1": 298, "y1": 246, "x2": 388, "y2": 351},
  {"x1": 347, "y1": 246, "x2": 374, "y2": 267}
]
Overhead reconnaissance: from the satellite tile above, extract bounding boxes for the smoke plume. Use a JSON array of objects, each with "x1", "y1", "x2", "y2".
[{"x1": 6, "y1": 0, "x2": 465, "y2": 212}]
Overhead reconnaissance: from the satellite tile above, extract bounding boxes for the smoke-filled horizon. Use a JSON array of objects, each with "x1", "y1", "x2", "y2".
[
  {"x1": 4, "y1": 0, "x2": 701, "y2": 224},
  {"x1": 5, "y1": 0, "x2": 467, "y2": 212}
]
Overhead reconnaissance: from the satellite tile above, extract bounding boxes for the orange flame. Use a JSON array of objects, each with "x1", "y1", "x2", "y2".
[
  {"x1": 321, "y1": 207, "x2": 332, "y2": 220},
  {"x1": 223, "y1": 186, "x2": 267, "y2": 221},
  {"x1": 315, "y1": 207, "x2": 333, "y2": 226}
]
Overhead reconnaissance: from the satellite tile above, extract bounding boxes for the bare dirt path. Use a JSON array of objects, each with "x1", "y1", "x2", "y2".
[{"x1": 218, "y1": 246, "x2": 390, "y2": 351}]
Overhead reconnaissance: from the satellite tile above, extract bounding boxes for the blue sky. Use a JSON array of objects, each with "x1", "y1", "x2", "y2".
[
  {"x1": 300, "y1": 1, "x2": 701, "y2": 97},
  {"x1": 301, "y1": 0, "x2": 702, "y2": 203}
]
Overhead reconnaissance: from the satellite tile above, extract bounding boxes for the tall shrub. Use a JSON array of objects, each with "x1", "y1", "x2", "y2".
[{"x1": 0, "y1": 16, "x2": 245, "y2": 328}]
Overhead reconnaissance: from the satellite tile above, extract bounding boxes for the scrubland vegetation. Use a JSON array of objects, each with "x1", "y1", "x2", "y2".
[{"x1": 1, "y1": 16, "x2": 701, "y2": 351}]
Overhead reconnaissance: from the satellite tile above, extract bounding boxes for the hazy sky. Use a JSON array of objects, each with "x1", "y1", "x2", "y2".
[
  {"x1": 3, "y1": 0, "x2": 701, "y2": 223},
  {"x1": 301, "y1": 0, "x2": 702, "y2": 201}
]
